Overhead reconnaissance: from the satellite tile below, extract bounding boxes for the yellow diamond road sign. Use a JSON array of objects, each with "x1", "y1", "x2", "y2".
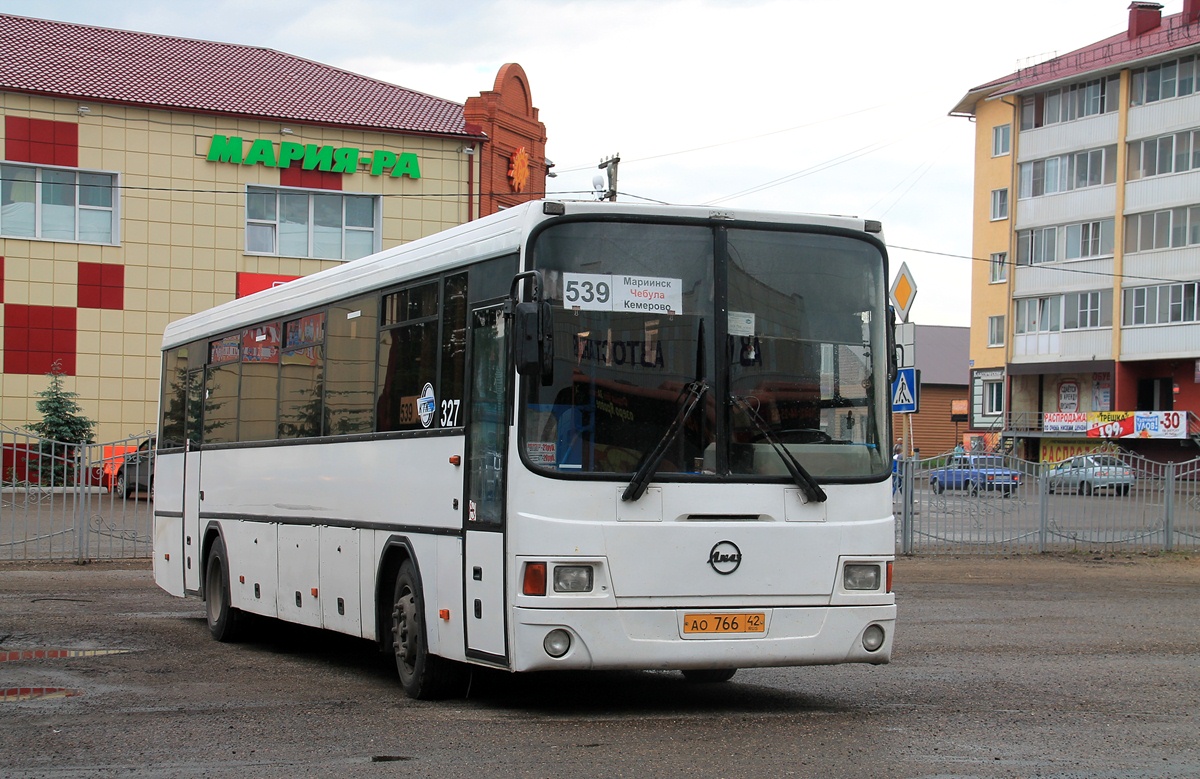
[{"x1": 890, "y1": 262, "x2": 917, "y2": 323}]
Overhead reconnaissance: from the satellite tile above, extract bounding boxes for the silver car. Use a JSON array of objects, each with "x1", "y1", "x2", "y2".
[{"x1": 1046, "y1": 454, "x2": 1135, "y2": 496}]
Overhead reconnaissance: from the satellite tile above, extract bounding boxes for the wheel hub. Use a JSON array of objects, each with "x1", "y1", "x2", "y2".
[{"x1": 392, "y1": 590, "x2": 417, "y2": 671}]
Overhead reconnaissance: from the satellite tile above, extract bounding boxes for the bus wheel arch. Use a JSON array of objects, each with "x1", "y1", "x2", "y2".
[
  {"x1": 199, "y1": 524, "x2": 224, "y2": 602},
  {"x1": 377, "y1": 537, "x2": 464, "y2": 699},
  {"x1": 375, "y1": 539, "x2": 414, "y2": 651}
]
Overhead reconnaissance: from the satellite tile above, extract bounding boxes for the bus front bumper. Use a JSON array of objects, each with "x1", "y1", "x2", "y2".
[{"x1": 510, "y1": 604, "x2": 895, "y2": 672}]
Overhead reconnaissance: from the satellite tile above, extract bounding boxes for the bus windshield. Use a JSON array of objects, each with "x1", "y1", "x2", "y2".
[{"x1": 522, "y1": 219, "x2": 889, "y2": 483}]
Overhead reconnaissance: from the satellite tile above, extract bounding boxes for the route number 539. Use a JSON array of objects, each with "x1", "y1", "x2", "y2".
[{"x1": 564, "y1": 275, "x2": 611, "y2": 308}]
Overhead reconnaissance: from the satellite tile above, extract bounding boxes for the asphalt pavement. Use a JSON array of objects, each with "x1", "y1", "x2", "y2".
[{"x1": 0, "y1": 555, "x2": 1198, "y2": 778}]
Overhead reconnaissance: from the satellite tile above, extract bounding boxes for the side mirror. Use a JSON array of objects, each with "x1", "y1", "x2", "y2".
[{"x1": 510, "y1": 272, "x2": 555, "y2": 383}]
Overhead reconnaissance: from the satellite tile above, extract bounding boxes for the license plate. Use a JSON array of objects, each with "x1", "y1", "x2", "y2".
[{"x1": 682, "y1": 612, "x2": 766, "y2": 635}]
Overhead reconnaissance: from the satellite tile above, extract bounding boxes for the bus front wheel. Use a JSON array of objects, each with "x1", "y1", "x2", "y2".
[{"x1": 391, "y1": 559, "x2": 463, "y2": 699}]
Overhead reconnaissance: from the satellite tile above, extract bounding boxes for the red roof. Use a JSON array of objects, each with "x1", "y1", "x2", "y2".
[
  {"x1": 952, "y1": 8, "x2": 1200, "y2": 115},
  {"x1": 0, "y1": 14, "x2": 482, "y2": 138}
]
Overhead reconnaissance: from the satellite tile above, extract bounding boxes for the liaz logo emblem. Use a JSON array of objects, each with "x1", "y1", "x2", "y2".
[
  {"x1": 708, "y1": 541, "x2": 742, "y2": 575},
  {"x1": 418, "y1": 383, "x2": 437, "y2": 428}
]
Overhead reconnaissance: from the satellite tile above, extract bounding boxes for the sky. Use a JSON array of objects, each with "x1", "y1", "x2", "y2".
[{"x1": 6, "y1": 0, "x2": 1182, "y2": 327}]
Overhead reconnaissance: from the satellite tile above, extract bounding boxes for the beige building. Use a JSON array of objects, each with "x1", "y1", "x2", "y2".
[
  {"x1": 0, "y1": 14, "x2": 548, "y2": 443},
  {"x1": 952, "y1": 1, "x2": 1200, "y2": 460}
]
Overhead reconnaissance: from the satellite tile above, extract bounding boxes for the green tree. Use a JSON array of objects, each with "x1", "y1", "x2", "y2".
[{"x1": 29, "y1": 361, "x2": 96, "y2": 486}]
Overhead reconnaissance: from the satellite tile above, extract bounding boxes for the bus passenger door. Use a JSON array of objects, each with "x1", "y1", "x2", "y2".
[
  {"x1": 462, "y1": 304, "x2": 509, "y2": 661},
  {"x1": 182, "y1": 367, "x2": 204, "y2": 593}
]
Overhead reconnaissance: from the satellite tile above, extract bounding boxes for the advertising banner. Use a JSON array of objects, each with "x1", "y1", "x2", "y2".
[
  {"x1": 1084, "y1": 411, "x2": 1187, "y2": 439},
  {"x1": 1040, "y1": 439, "x2": 1107, "y2": 463},
  {"x1": 1044, "y1": 412, "x2": 1087, "y2": 433}
]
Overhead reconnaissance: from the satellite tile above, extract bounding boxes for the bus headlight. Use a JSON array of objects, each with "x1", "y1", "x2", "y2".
[
  {"x1": 843, "y1": 564, "x2": 881, "y2": 591},
  {"x1": 544, "y1": 629, "x2": 572, "y2": 657},
  {"x1": 862, "y1": 624, "x2": 886, "y2": 652},
  {"x1": 553, "y1": 565, "x2": 594, "y2": 593}
]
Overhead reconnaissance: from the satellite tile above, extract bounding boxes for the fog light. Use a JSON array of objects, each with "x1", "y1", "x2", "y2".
[
  {"x1": 862, "y1": 624, "x2": 885, "y2": 652},
  {"x1": 543, "y1": 628, "x2": 571, "y2": 657},
  {"x1": 554, "y1": 565, "x2": 594, "y2": 593},
  {"x1": 844, "y1": 564, "x2": 881, "y2": 591}
]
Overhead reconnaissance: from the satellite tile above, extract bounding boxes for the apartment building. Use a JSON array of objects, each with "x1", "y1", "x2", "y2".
[
  {"x1": 0, "y1": 14, "x2": 548, "y2": 442},
  {"x1": 952, "y1": 1, "x2": 1200, "y2": 461}
]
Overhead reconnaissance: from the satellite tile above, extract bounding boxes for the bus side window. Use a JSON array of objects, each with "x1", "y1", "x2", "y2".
[{"x1": 326, "y1": 295, "x2": 377, "y2": 435}]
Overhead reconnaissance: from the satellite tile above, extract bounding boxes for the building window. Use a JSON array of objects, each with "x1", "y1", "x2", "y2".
[
  {"x1": 990, "y1": 189, "x2": 1008, "y2": 220},
  {"x1": 1064, "y1": 219, "x2": 1115, "y2": 259},
  {"x1": 992, "y1": 124, "x2": 1011, "y2": 157},
  {"x1": 1124, "y1": 204, "x2": 1200, "y2": 253},
  {"x1": 1063, "y1": 289, "x2": 1112, "y2": 330},
  {"x1": 1122, "y1": 282, "x2": 1200, "y2": 326},
  {"x1": 246, "y1": 186, "x2": 379, "y2": 261},
  {"x1": 1016, "y1": 226, "x2": 1057, "y2": 265},
  {"x1": 984, "y1": 380, "x2": 1004, "y2": 416},
  {"x1": 987, "y1": 315, "x2": 1005, "y2": 347},
  {"x1": 1127, "y1": 129, "x2": 1200, "y2": 180},
  {"x1": 1130, "y1": 55, "x2": 1198, "y2": 106},
  {"x1": 0, "y1": 163, "x2": 116, "y2": 243},
  {"x1": 989, "y1": 252, "x2": 1008, "y2": 283},
  {"x1": 1020, "y1": 75, "x2": 1120, "y2": 130},
  {"x1": 1014, "y1": 296, "x2": 1061, "y2": 334},
  {"x1": 1018, "y1": 146, "x2": 1117, "y2": 199}
]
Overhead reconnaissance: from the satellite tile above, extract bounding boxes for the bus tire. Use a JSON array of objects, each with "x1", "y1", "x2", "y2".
[
  {"x1": 205, "y1": 537, "x2": 244, "y2": 643},
  {"x1": 391, "y1": 559, "x2": 462, "y2": 699},
  {"x1": 682, "y1": 668, "x2": 737, "y2": 683}
]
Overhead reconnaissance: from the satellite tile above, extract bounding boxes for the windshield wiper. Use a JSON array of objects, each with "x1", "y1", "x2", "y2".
[
  {"x1": 732, "y1": 395, "x2": 827, "y2": 504},
  {"x1": 622, "y1": 380, "x2": 709, "y2": 502}
]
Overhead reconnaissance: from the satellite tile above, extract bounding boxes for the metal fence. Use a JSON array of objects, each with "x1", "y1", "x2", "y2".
[
  {"x1": 6, "y1": 424, "x2": 1199, "y2": 561},
  {"x1": 895, "y1": 448, "x2": 1200, "y2": 554},
  {"x1": 1, "y1": 426, "x2": 154, "y2": 561}
]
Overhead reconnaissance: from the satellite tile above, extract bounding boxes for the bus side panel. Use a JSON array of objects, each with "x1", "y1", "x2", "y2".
[
  {"x1": 152, "y1": 513, "x2": 184, "y2": 597},
  {"x1": 320, "y1": 526, "x2": 361, "y2": 636},
  {"x1": 358, "y1": 529, "x2": 377, "y2": 642},
  {"x1": 433, "y1": 534, "x2": 466, "y2": 660},
  {"x1": 151, "y1": 452, "x2": 184, "y2": 597},
  {"x1": 278, "y1": 524, "x2": 322, "y2": 627},
  {"x1": 223, "y1": 520, "x2": 279, "y2": 618}
]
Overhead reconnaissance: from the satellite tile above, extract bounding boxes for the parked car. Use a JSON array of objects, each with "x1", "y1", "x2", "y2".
[
  {"x1": 929, "y1": 454, "x2": 1021, "y2": 496},
  {"x1": 114, "y1": 437, "x2": 155, "y2": 499},
  {"x1": 1046, "y1": 454, "x2": 1134, "y2": 496}
]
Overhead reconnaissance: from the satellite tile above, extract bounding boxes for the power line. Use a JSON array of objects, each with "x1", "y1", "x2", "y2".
[
  {"x1": 550, "y1": 105, "x2": 888, "y2": 175},
  {"x1": 703, "y1": 117, "x2": 945, "y2": 206},
  {"x1": 889, "y1": 243, "x2": 1197, "y2": 286},
  {"x1": 868, "y1": 161, "x2": 936, "y2": 217}
]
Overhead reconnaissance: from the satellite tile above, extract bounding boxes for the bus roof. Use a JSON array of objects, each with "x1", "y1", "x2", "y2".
[{"x1": 162, "y1": 200, "x2": 881, "y2": 350}]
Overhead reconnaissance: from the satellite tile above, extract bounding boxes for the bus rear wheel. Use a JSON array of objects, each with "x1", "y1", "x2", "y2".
[
  {"x1": 205, "y1": 537, "x2": 244, "y2": 642},
  {"x1": 391, "y1": 559, "x2": 463, "y2": 699},
  {"x1": 682, "y1": 668, "x2": 737, "y2": 683}
]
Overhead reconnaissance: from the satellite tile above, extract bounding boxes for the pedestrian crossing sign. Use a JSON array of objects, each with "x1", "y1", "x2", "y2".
[{"x1": 892, "y1": 367, "x2": 918, "y2": 414}]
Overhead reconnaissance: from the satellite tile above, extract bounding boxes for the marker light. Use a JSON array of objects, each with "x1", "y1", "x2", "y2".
[
  {"x1": 553, "y1": 565, "x2": 594, "y2": 593},
  {"x1": 543, "y1": 629, "x2": 571, "y2": 657},
  {"x1": 522, "y1": 562, "x2": 547, "y2": 596},
  {"x1": 844, "y1": 564, "x2": 881, "y2": 591},
  {"x1": 862, "y1": 624, "x2": 886, "y2": 652}
]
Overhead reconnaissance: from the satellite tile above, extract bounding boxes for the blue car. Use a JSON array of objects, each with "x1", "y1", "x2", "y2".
[{"x1": 929, "y1": 454, "x2": 1021, "y2": 497}]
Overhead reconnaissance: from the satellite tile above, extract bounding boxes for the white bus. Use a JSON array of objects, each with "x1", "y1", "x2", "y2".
[{"x1": 152, "y1": 200, "x2": 896, "y2": 698}]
